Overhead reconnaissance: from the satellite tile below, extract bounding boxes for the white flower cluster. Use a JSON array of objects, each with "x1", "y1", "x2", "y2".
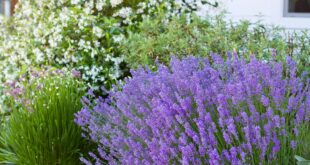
[
  {"x1": 113, "y1": 7, "x2": 132, "y2": 18},
  {"x1": 110, "y1": 0, "x2": 123, "y2": 8},
  {"x1": 0, "y1": 0, "x2": 128, "y2": 84}
]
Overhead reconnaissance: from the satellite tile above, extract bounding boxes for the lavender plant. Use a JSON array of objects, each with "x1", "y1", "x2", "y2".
[{"x1": 76, "y1": 55, "x2": 310, "y2": 164}]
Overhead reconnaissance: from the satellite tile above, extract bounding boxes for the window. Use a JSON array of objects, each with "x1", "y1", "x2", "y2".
[
  {"x1": 0, "y1": 0, "x2": 17, "y2": 16},
  {"x1": 0, "y1": 0, "x2": 5, "y2": 15},
  {"x1": 0, "y1": 0, "x2": 10, "y2": 16},
  {"x1": 284, "y1": 0, "x2": 310, "y2": 17}
]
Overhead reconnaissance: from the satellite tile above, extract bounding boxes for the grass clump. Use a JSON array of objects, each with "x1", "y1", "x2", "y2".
[{"x1": 0, "y1": 71, "x2": 88, "y2": 165}]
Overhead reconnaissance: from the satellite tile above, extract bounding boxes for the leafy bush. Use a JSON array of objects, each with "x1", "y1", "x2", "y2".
[
  {"x1": 122, "y1": 14, "x2": 310, "y2": 74},
  {"x1": 76, "y1": 55, "x2": 310, "y2": 164},
  {"x1": 0, "y1": 0, "x2": 216, "y2": 112},
  {"x1": 0, "y1": 0, "x2": 213, "y2": 88},
  {"x1": 0, "y1": 71, "x2": 89, "y2": 165},
  {"x1": 0, "y1": 0, "x2": 146, "y2": 89}
]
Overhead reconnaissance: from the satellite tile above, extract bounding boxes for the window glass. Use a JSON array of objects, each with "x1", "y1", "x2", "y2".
[
  {"x1": 289, "y1": 0, "x2": 310, "y2": 13},
  {"x1": 0, "y1": 0, "x2": 4, "y2": 15}
]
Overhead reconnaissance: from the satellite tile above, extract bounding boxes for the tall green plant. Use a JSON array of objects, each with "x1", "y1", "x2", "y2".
[{"x1": 0, "y1": 76, "x2": 88, "y2": 165}]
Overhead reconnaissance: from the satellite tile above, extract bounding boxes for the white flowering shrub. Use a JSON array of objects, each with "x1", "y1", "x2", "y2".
[
  {"x1": 1, "y1": 0, "x2": 139, "y2": 89},
  {"x1": 0, "y1": 0, "x2": 215, "y2": 111}
]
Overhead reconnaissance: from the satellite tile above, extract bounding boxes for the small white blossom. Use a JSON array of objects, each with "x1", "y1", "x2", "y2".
[
  {"x1": 112, "y1": 34, "x2": 124, "y2": 43},
  {"x1": 93, "y1": 26, "x2": 104, "y2": 38},
  {"x1": 33, "y1": 48, "x2": 44, "y2": 63},
  {"x1": 96, "y1": 1, "x2": 106, "y2": 11},
  {"x1": 110, "y1": 0, "x2": 123, "y2": 8},
  {"x1": 113, "y1": 7, "x2": 132, "y2": 18},
  {"x1": 78, "y1": 39, "x2": 85, "y2": 48},
  {"x1": 94, "y1": 41, "x2": 100, "y2": 47},
  {"x1": 71, "y1": 0, "x2": 80, "y2": 5}
]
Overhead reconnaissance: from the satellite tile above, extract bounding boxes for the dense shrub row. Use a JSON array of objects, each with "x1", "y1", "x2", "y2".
[{"x1": 76, "y1": 55, "x2": 310, "y2": 164}]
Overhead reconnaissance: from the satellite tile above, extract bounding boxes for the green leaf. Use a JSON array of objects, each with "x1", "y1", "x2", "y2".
[
  {"x1": 297, "y1": 161, "x2": 310, "y2": 165},
  {"x1": 296, "y1": 155, "x2": 308, "y2": 161}
]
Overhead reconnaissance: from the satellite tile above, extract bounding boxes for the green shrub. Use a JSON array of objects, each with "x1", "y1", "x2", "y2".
[
  {"x1": 0, "y1": 74, "x2": 88, "y2": 165},
  {"x1": 122, "y1": 14, "x2": 310, "y2": 73}
]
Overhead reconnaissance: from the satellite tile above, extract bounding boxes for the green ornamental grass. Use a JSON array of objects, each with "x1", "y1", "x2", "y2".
[{"x1": 0, "y1": 76, "x2": 88, "y2": 165}]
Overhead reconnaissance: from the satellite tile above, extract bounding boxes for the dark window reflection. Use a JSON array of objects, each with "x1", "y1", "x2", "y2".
[
  {"x1": 289, "y1": 0, "x2": 310, "y2": 13},
  {"x1": 0, "y1": 1, "x2": 4, "y2": 15}
]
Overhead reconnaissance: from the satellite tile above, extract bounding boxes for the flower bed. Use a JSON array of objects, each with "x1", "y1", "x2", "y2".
[{"x1": 0, "y1": 0, "x2": 309, "y2": 164}]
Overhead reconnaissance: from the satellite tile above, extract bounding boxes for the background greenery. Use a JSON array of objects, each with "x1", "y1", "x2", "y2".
[{"x1": 122, "y1": 13, "x2": 310, "y2": 74}]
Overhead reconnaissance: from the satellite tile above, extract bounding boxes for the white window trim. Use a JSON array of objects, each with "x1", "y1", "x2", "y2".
[
  {"x1": 4, "y1": 0, "x2": 11, "y2": 16},
  {"x1": 283, "y1": 0, "x2": 310, "y2": 17}
]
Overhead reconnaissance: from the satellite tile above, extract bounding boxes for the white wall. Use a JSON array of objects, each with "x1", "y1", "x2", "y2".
[{"x1": 200, "y1": 0, "x2": 310, "y2": 29}]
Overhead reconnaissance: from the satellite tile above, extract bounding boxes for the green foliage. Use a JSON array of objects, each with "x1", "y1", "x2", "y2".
[
  {"x1": 0, "y1": 76, "x2": 88, "y2": 165},
  {"x1": 284, "y1": 123, "x2": 310, "y2": 164},
  {"x1": 122, "y1": 14, "x2": 310, "y2": 73},
  {"x1": 299, "y1": 131, "x2": 310, "y2": 163},
  {"x1": 295, "y1": 155, "x2": 310, "y2": 165}
]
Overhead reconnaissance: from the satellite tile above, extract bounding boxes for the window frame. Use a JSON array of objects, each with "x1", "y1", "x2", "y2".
[{"x1": 283, "y1": 0, "x2": 310, "y2": 17}]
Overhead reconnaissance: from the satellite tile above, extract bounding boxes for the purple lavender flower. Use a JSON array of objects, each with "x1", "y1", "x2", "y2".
[
  {"x1": 37, "y1": 84, "x2": 43, "y2": 90},
  {"x1": 76, "y1": 55, "x2": 310, "y2": 164},
  {"x1": 260, "y1": 95, "x2": 269, "y2": 107},
  {"x1": 290, "y1": 140, "x2": 297, "y2": 149},
  {"x1": 72, "y1": 69, "x2": 82, "y2": 78}
]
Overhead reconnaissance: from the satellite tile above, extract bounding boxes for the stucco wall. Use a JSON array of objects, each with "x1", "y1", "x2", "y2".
[{"x1": 200, "y1": 0, "x2": 310, "y2": 29}]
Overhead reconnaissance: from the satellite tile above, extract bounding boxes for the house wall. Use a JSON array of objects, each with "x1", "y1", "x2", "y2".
[
  {"x1": 3, "y1": 0, "x2": 310, "y2": 29},
  {"x1": 222, "y1": 0, "x2": 310, "y2": 29}
]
